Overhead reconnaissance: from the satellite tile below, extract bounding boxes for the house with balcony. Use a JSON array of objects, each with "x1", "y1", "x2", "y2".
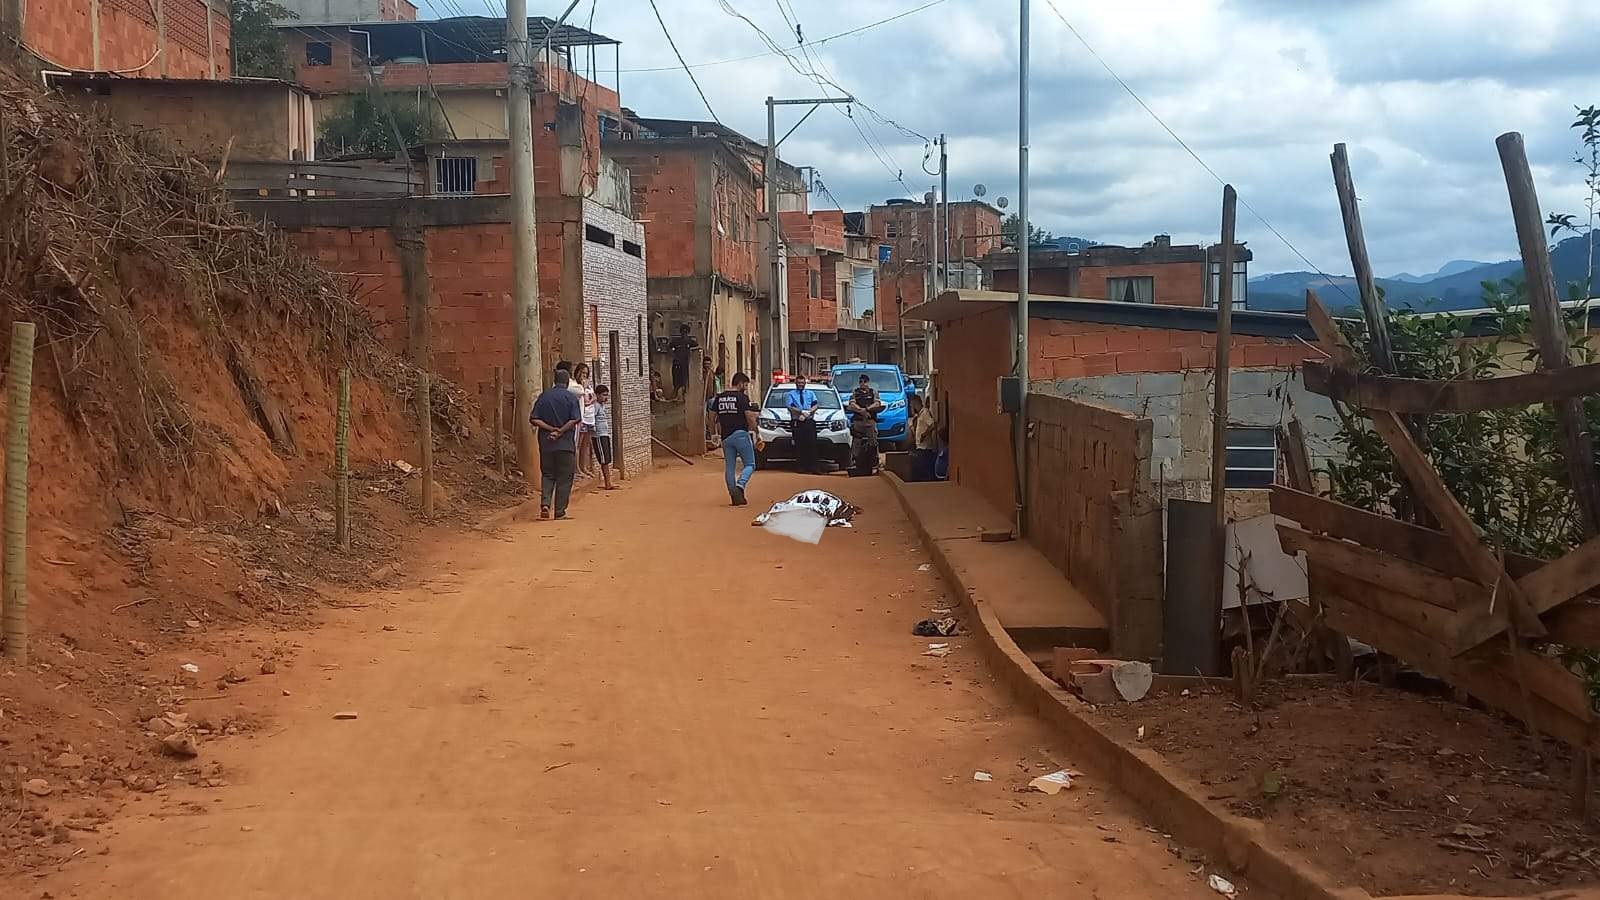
[{"x1": 785, "y1": 210, "x2": 883, "y2": 374}]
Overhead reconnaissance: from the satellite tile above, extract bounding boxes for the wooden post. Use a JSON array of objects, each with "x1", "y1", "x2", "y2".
[
  {"x1": 1497, "y1": 132, "x2": 1600, "y2": 537},
  {"x1": 1207, "y1": 185, "x2": 1238, "y2": 677},
  {"x1": 1330, "y1": 143, "x2": 1396, "y2": 373},
  {"x1": 1498, "y1": 131, "x2": 1600, "y2": 820},
  {"x1": 2, "y1": 322, "x2": 35, "y2": 662},
  {"x1": 419, "y1": 370, "x2": 434, "y2": 518},
  {"x1": 493, "y1": 366, "x2": 505, "y2": 479},
  {"x1": 334, "y1": 368, "x2": 350, "y2": 550},
  {"x1": 608, "y1": 330, "x2": 624, "y2": 479}
]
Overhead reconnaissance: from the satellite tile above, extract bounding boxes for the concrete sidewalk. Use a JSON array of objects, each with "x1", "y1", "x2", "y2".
[{"x1": 885, "y1": 476, "x2": 1108, "y2": 656}]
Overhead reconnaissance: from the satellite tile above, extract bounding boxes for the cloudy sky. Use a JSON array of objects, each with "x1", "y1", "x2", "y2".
[{"x1": 441, "y1": 0, "x2": 1600, "y2": 277}]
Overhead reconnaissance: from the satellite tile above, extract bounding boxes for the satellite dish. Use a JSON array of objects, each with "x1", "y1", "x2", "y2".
[
  {"x1": 972, "y1": 183, "x2": 987, "y2": 197},
  {"x1": 996, "y1": 196, "x2": 1009, "y2": 209}
]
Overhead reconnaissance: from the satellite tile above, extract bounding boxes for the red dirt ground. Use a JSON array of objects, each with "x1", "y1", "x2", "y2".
[{"x1": 1092, "y1": 679, "x2": 1600, "y2": 896}]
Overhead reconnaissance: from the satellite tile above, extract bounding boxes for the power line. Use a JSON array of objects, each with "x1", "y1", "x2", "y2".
[
  {"x1": 1040, "y1": 0, "x2": 1354, "y2": 304},
  {"x1": 621, "y1": 0, "x2": 952, "y2": 74},
  {"x1": 648, "y1": 0, "x2": 722, "y2": 125}
]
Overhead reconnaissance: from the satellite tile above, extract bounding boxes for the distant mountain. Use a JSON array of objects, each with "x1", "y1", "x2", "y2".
[
  {"x1": 1247, "y1": 235, "x2": 1597, "y2": 313},
  {"x1": 1387, "y1": 259, "x2": 1492, "y2": 284}
]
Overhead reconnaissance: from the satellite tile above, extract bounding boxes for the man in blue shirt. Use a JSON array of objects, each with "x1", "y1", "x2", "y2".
[
  {"x1": 530, "y1": 367, "x2": 583, "y2": 520},
  {"x1": 785, "y1": 373, "x2": 821, "y2": 474}
]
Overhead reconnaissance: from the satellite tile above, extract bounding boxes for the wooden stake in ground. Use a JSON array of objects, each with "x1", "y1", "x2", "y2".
[
  {"x1": 493, "y1": 366, "x2": 505, "y2": 479},
  {"x1": 419, "y1": 370, "x2": 434, "y2": 518},
  {"x1": 335, "y1": 368, "x2": 350, "y2": 550},
  {"x1": 1206, "y1": 185, "x2": 1238, "y2": 677},
  {"x1": 2, "y1": 322, "x2": 36, "y2": 662},
  {"x1": 1330, "y1": 143, "x2": 1396, "y2": 373},
  {"x1": 1497, "y1": 130, "x2": 1600, "y2": 819}
]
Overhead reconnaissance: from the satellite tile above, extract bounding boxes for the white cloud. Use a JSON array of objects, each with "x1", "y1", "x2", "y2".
[{"x1": 444, "y1": 0, "x2": 1600, "y2": 276}]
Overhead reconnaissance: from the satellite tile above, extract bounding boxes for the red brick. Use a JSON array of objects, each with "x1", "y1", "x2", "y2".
[
  {"x1": 1082, "y1": 354, "x2": 1118, "y2": 376},
  {"x1": 1073, "y1": 333, "x2": 1108, "y2": 355},
  {"x1": 1052, "y1": 357, "x2": 1087, "y2": 378},
  {"x1": 1105, "y1": 330, "x2": 1143, "y2": 352}
]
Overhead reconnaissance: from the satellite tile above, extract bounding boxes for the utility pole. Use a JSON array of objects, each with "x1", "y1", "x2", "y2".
[
  {"x1": 507, "y1": 0, "x2": 541, "y2": 484},
  {"x1": 1013, "y1": 0, "x2": 1031, "y2": 536},
  {"x1": 939, "y1": 133, "x2": 949, "y2": 292},
  {"x1": 763, "y1": 94, "x2": 853, "y2": 391},
  {"x1": 1207, "y1": 185, "x2": 1238, "y2": 678}
]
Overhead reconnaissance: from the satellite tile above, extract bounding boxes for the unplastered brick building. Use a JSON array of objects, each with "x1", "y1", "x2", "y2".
[
  {"x1": 985, "y1": 234, "x2": 1253, "y2": 308},
  {"x1": 908, "y1": 290, "x2": 1336, "y2": 509},
  {"x1": 4, "y1": 0, "x2": 232, "y2": 79},
  {"x1": 785, "y1": 209, "x2": 883, "y2": 374},
  {"x1": 866, "y1": 198, "x2": 1000, "y2": 373}
]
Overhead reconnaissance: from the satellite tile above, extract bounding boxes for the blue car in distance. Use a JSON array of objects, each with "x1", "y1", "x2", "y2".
[{"x1": 830, "y1": 363, "x2": 915, "y2": 448}]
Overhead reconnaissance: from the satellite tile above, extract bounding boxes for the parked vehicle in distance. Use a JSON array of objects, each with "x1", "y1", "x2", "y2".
[
  {"x1": 756, "y1": 383, "x2": 851, "y2": 468},
  {"x1": 830, "y1": 363, "x2": 913, "y2": 448}
]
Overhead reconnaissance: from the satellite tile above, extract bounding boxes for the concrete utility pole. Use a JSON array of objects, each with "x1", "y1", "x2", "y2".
[
  {"x1": 939, "y1": 133, "x2": 949, "y2": 292},
  {"x1": 764, "y1": 95, "x2": 853, "y2": 390},
  {"x1": 1013, "y1": 0, "x2": 1031, "y2": 535},
  {"x1": 507, "y1": 0, "x2": 540, "y2": 484}
]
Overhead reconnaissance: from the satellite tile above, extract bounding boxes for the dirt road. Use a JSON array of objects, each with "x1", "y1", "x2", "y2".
[{"x1": 34, "y1": 468, "x2": 1219, "y2": 899}]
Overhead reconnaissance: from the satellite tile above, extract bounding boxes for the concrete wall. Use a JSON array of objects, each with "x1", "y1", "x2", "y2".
[
  {"x1": 1033, "y1": 368, "x2": 1339, "y2": 504},
  {"x1": 22, "y1": 0, "x2": 227, "y2": 78},
  {"x1": 59, "y1": 81, "x2": 314, "y2": 160},
  {"x1": 272, "y1": 0, "x2": 416, "y2": 24},
  {"x1": 580, "y1": 198, "x2": 651, "y2": 478}
]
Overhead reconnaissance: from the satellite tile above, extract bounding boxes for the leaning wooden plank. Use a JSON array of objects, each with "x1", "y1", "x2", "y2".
[
  {"x1": 1312, "y1": 562, "x2": 1460, "y2": 638},
  {"x1": 1319, "y1": 582, "x2": 1452, "y2": 676},
  {"x1": 1271, "y1": 486, "x2": 1462, "y2": 573},
  {"x1": 1303, "y1": 359, "x2": 1600, "y2": 414},
  {"x1": 1545, "y1": 600, "x2": 1600, "y2": 648},
  {"x1": 1469, "y1": 643, "x2": 1596, "y2": 723},
  {"x1": 1280, "y1": 525, "x2": 1460, "y2": 613},
  {"x1": 1517, "y1": 532, "x2": 1600, "y2": 617},
  {"x1": 1304, "y1": 291, "x2": 1547, "y2": 645}
]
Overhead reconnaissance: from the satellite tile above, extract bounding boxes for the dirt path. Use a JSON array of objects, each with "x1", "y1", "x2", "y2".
[{"x1": 30, "y1": 468, "x2": 1221, "y2": 899}]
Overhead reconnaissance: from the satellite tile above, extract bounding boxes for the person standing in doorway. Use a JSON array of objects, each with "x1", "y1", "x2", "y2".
[
  {"x1": 530, "y1": 366, "x2": 583, "y2": 520},
  {"x1": 908, "y1": 393, "x2": 937, "y2": 481},
  {"x1": 668, "y1": 323, "x2": 698, "y2": 399},
  {"x1": 786, "y1": 373, "x2": 821, "y2": 474},
  {"x1": 572, "y1": 362, "x2": 598, "y2": 478},
  {"x1": 712, "y1": 372, "x2": 759, "y2": 505},
  {"x1": 592, "y1": 383, "x2": 617, "y2": 491}
]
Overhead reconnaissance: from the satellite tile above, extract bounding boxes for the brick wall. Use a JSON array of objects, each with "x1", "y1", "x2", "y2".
[
  {"x1": 610, "y1": 148, "x2": 702, "y2": 279},
  {"x1": 930, "y1": 305, "x2": 1015, "y2": 516},
  {"x1": 1026, "y1": 394, "x2": 1161, "y2": 657},
  {"x1": 992, "y1": 260, "x2": 1208, "y2": 306},
  {"x1": 59, "y1": 81, "x2": 299, "y2": 159},
  {"x1": 580, "y1": 199, "x2": 651, "y2": 478},
  {"x1": 25, "y1": 0, "x2": 228, "y2": 78},
  {"x1": 1029, "y1": 319, "x2": 1316, "y2": 380}
]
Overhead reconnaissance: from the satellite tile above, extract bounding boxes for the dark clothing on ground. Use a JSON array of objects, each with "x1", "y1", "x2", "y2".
[
  {"x1": 540, "y1": 449, "x2": 576, "y2": 517},
  {"x1": 531, "y1": 386, "x2": 582, "y2": 454},
  {"x1": 793, "y1": 418, "x2": 819, "y2": 473},
  {"x1": 712, "y1": 389, "x2": 757, "y2": 440}
]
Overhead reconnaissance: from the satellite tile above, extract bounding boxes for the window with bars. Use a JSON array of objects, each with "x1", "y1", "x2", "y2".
[
  {"x1": 434, "y1": 157, "x2": 477, "y2": 195},
  {"x1": 1223, "y1": 427, "x2": 1277, "y2": 488}
]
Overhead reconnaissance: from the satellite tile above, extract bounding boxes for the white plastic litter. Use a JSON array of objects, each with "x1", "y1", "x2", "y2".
[
  {"x1": 972, "y1": 771, "x2": 993, "y2": 782},
  {"x1": 758, "y1": 507, "x2": 829, "y2": 544},
  {"x1": 1207, "y1": 874, "x2": 1237, "y2": 897},
  {"x1": 923, "y1": 642, "x2": 952, "y2": 658},
  {"x1": 1027, "y1": 770, "x2": 1074, "y2": 795},
  {"x1": 179, "y1": 663, "x2": 200, "y2": 674},
  {"x1": 916, "y1": 563, "x2": 931, "y2": 572}
]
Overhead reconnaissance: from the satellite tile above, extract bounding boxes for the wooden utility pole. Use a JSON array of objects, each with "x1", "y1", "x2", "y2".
[
  {"x1": 493, "y1": 366, "x2": 505, "y2": 479},
  {"x1": 2, "y1": 321, "x2": 35, "y2": 662},
  {"x1": 507, "y1": 0, "x2": 542, "y2": 486},
  {"x1": 1498, "y1": 130, "x2": 1600, "y2": 818},
  {"x1": 1207, "y1": 185, "x2": 1238, "y2": 677},
  {"x1": 419, "y1": 371, "x2": 434, "y2": 518},
  {"x1": 1331, "y1": 143, "x2": 1396, "y2": 373},
  {"x1": 335, "y1": 369, "x2": 350, "y2": 549}
]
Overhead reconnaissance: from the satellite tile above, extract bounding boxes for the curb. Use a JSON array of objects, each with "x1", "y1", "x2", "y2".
[{"x1": 882, "y1": 472, "x2": 1368, "y2": 900}]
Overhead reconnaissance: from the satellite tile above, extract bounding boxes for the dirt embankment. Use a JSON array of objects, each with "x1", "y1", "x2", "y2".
[{"x1": 0, "y1": 66, "x2": 515, "y2": 872}]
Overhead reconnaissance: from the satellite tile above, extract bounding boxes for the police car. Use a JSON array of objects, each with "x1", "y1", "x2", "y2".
[{"x1": 756, "y1": 382, "x2": 852, "y2": 468}]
